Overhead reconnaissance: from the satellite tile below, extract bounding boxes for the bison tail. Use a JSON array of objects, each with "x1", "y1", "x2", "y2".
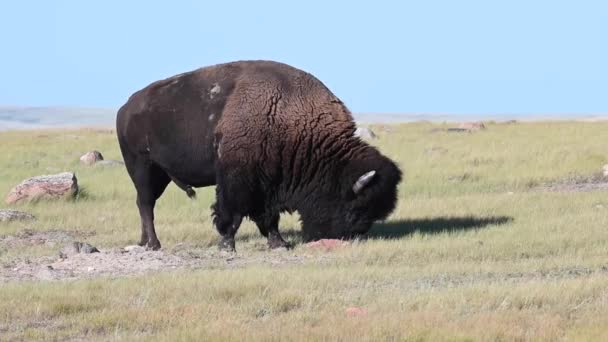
[
  {"x1": 186, "y1": 187, "x2": 197, "y2": 199},
  {"x1": 168, "y1": 174, "x2": 197, "y2": 199}
]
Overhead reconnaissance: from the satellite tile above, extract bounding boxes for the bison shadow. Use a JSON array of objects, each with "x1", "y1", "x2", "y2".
[
  {"x1": 235, "y1": 215, "x2": 512, "y2": 245},
  {"x1": 366, "y1": 216, "x2": 513, "y2": 239}
]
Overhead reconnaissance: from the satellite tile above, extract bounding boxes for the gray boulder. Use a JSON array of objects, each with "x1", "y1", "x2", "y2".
[{"x1": 59, "y1": 241, "x2": 100, "y2": 259}]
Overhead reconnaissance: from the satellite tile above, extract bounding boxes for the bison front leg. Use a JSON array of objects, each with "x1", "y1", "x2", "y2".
[
  {"x1": 211, "y1": 195, "x2": 244, "y2": 253},
  {"x1": 252, "y1": 213, "x2": 290, "y2": 249},
  {"x1": 213, "y1": 212, "x2": 242, "y2": 252},
  {"x1": 212, "y1": 164, "x2": 259, "y2": 252}
]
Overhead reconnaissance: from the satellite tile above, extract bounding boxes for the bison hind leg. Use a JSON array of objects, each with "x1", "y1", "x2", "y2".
[{"x1": 130, "y1": 163, "x2": 171, "y2": 250}]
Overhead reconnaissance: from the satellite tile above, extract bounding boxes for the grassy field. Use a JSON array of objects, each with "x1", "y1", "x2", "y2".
[{"x1": 1, "y1": 121, "x2": 608, "y2": 341}]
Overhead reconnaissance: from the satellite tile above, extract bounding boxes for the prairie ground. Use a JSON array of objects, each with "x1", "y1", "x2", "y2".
[{"x1": 1, "y1": 121, "x2": 608, "y2": 341}]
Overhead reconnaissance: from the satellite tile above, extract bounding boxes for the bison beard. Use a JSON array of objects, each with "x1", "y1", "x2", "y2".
[{"x1": 116, "y1": 60, "x2": 402, "y2": 251}]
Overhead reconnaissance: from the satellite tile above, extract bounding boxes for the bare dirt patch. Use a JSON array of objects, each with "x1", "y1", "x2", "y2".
[
  {"x1": 0, "y1": 229, "x2": 94, "y2": 249},
  {"x1": 535, "y1": 174, "x2": 608, "y2": 192},
  {"x1": 0, "y1": 232, "x2": 331, "y2": 282}
]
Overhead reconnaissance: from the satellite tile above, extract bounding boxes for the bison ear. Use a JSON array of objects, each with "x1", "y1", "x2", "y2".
[{"x1": 352, "y1": 170, "x2": 376, "y2": 194}]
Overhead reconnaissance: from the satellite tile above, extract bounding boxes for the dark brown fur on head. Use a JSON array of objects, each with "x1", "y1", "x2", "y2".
[{"x1": 295, "y1": 144, "x2": 402, "y2": 241}]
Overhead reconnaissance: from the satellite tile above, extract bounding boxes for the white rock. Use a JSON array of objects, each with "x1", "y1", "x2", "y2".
[
  {"x1": 80, "y1": 151, "x2": 104, "y2": 166},
  {"x1": 124, "y1": 245, "x2": 145, "y2": 253}
]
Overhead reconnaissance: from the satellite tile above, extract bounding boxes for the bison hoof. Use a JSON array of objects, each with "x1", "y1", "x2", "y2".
[
  {"x1": 218, "y1": 237, "x2": 236, "y2": 252},
  {"x1": 268, "y1": 238, "x2": 290, "y2": 250},
  {"x1": 145, "y1": 240, "x2": 162, "y2": 251}
]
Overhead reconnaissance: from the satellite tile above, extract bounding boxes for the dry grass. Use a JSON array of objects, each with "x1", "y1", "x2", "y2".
[{"x1": 1, "y1": 121, "x2": 608, "y2": 341}]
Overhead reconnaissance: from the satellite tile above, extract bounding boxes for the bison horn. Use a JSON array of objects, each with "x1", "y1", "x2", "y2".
[{"x1": 353, "y1": 170, "x2": 376, "y2": 194}]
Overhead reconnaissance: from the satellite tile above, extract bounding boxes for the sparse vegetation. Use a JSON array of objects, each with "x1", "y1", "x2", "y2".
[{"x1": 1, "y1": 121, "x2": 608, "y2": 341}]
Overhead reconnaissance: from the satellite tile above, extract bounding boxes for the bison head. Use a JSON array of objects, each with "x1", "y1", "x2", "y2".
[{"x1": 300, "y1": 149, "x2": 402, "y2": 241}]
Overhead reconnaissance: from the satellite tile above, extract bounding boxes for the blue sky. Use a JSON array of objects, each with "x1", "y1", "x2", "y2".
[{"x1": 1, "y1": 0, "x2": 606, "y2": 114}]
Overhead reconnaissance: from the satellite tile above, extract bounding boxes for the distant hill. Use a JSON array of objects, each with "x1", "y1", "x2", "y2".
[
  {"x1": 1, "y1": 106, "x2": 605, "y2": 131},
  {"x1": 0, "y1": 106, "x2": 116, "y2": 130}
]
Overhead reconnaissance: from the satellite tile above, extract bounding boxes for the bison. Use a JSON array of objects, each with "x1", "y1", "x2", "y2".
[{"x1": 116, "y1": 60, "x2": 402, "y2": 251}]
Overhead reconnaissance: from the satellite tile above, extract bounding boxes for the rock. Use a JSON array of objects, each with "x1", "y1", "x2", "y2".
[
  {"x1": 0, "y1": 209, "x2": 35, "y2": 222},
  {"x1": 80, "y1": 151, "x2": 104, "y2": 165},
  {"x1": 446, "y1": 128, "x2": 470, "y2": 133},
  {"x1": 602, "y1": 164, "x2": 608, "y2": 177},
  {"x1": 345, "y1": 307, "x2": 368, "y2": 317},
  {"x1": 5, "y1": 172, "x2": 78, "y2": 204},
  {"x1": 354, "y1": 127, "x2": 377, "y2": 140},
  {"x1": 79, "y1": 242, "x2": 100, "y2": 254},
  {"x1": 457, "y1": 121, "x2": 486, "y2": 131},
  {"x1": 59, "y1": 241, "x2": 99, "y2": 259},
  {"x1": 95, "y1": 160, "x2": 125, "y2": 167},
  {"x1": 123, "y1": 245, "x2": 146, "y2": 253},
  {"x1": 305, "y1": 239, "x2": 349, "y2": 251},
  {"x1": 58, "y1": 243, "x2": 80, "y2": 258}
]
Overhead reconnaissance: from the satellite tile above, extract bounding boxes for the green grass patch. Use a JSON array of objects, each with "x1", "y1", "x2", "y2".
[{"x1": 1, "y1": 122, "x2": 608, "y2": 340}]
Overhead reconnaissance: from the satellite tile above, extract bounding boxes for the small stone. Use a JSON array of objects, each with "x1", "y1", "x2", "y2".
[
  {"x1": 602, "y1": 164, "x2": 608, "y2": 177},
  {"x1": 59, "y1": 241, "x2": 99, "y2": 258},
  {"x1": 0, "y1": 209, "x2": 36, "y2": 222},
  {"x1": 80, "y1": 151, "x2": 104, "y2": 166},
  {"x1": 87, "y1": 267, "x2": 94, "y2": 272},
  {"x1": 124, "y1": 245, "x2": 145, "y2": 253},
  {"x1": 79, "y1": 242, "x2": 99, "y2": 254},
  {"x1": 59, "y1": 242, "x2": 79, "y2": 259}
]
